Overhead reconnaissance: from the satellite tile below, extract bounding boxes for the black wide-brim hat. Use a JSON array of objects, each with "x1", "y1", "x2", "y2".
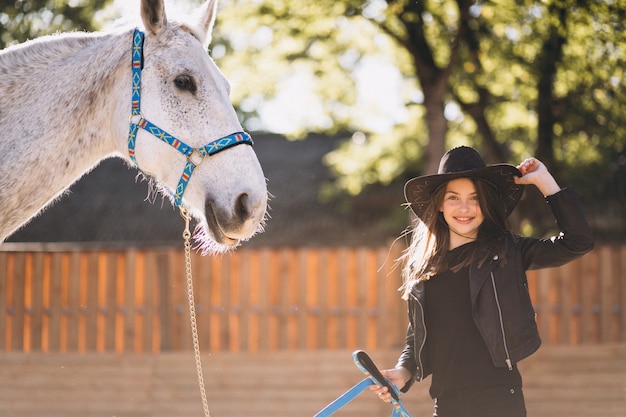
[{"x1": 404, "y1": 146, "x2": 524, "y2": 220}]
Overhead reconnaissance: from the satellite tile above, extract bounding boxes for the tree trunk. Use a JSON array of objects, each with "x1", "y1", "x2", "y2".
[
  {"x1": 535, "y1": 4, "x2": 567, "y2": 174},
  {"x1": 421, "y1": 78, "x2": 448, "y2": 175},
  {"x1": 398, "y1": 0, "x2": 460, "y2": 175}
]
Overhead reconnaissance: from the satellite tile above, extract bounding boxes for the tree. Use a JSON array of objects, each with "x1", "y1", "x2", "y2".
[{"x1": 213, "y1": 0, "x2": 625, "y2": 239}]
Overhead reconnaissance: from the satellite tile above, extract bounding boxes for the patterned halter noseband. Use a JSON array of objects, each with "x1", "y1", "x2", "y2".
[{"x1": 127, "y1": 29, "x2": 253, "y2": 207}]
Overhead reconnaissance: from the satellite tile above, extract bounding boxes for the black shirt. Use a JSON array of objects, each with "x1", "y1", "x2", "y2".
[{"x1": 424, "y1": 242, "x2": 522, "y2": 400}]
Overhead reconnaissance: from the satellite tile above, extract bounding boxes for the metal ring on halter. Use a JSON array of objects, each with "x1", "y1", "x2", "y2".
[
  {"x1": 129, "y1": 114, "x2": 142, "y2": 125},
  {"x1": 187, "y1": 149, "x2": 206, "y2": 168}
]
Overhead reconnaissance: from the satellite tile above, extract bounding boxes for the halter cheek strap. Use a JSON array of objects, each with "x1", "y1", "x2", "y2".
[{"x1": 127, "y1": 29, "x2": 253, "y2": 207}]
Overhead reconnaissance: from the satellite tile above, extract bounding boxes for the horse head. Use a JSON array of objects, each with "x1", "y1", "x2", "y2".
[{"x1": 129, "y1": 0, "x2": 268, "y2": 252}]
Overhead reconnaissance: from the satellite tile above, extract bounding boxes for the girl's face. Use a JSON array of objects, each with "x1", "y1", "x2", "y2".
[{"x1": 439, "y1": 178, "x2": 485, "y2": 249}]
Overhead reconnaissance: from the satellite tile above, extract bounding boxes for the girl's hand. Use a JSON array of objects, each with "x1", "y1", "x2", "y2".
[
  {"x1": 368, "y1": 367, "x2": 412, "y2": 403},
  {"x1": 515, "y1": 157, "x2": 545, "y2": 180},
  {"x1": 514, "y1": 157, "x2": 561, "y2": 196}
]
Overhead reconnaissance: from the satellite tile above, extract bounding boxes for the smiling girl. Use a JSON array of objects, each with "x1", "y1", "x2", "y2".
[{"x1": 370, "y1": 146, "x2": 594, "y2": 417}]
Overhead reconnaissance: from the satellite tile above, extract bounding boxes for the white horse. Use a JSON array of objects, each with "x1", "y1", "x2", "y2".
[{"x1": 0, "y1": 0, "x2": 268, "y2": 253}]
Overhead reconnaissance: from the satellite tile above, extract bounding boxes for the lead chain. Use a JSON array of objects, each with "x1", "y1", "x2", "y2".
[{"x1": 180, "y1": 207, "x2": 211, "y2": 417}]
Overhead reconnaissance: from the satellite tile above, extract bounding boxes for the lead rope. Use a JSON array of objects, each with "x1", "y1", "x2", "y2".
[{"x1": 180, "y1": 207, "x2": 211, "y2": 417}]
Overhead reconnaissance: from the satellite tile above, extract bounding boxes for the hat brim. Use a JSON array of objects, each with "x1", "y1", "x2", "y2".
[{"x1": 404, "y1": 164, "x2": 524, "y2": 220}]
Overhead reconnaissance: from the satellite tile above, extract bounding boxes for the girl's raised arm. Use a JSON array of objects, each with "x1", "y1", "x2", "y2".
[{"x1": 514, "y1": 157, "x2": 561, "y2": 196}]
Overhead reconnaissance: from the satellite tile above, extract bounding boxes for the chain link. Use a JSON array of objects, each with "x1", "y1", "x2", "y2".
[{"x1": 180, "y1": 207, "x2": 211, "y2": 417}]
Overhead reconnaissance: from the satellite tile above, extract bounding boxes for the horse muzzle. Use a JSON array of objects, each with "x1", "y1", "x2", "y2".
[{"x1": 204, "y1": 191, "x2": 267, "y2": 247}]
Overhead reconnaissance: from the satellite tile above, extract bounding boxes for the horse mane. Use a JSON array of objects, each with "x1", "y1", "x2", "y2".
[
  {"x1": 0, "y1": 30, "x2": 123, "y2": 74},
  {"x1": 0, "y1": 16, "x2": 208, "y2": 77}
]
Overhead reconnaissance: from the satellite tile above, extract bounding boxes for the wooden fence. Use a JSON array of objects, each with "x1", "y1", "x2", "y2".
[{"x1": 0, "y1": 243, "x2": 624, "y2": 353}]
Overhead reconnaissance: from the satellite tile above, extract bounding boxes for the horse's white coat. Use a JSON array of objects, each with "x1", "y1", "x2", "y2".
[{"x1": 0, "y1": 0, "x2": 267, "y2": 251}]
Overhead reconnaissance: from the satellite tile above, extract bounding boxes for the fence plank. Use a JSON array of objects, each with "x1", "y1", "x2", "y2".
[
  {"x1": 355, "y1": 248, "x2": 368, "y2": 349},
  {"x1": 48, "y1": 253, "x2": 62, "y2": 351},
  {"x1": 230, "y1": 252, "x2": 243, "y2": 351},
  {"x1": 297, "y1": 249, "x2": 308, "y2": 350},
  {"x1": 123, "y1": 250, "x2": 136, "y2": 353},
  {"x1": 169, "y1": 249, "x2": 188, "y2": 351},
  {"x1": 266, "y1": 249, "x2": 281, "y2": 351},
  {"x1": 240, "y1": 250, "x2": 252, "y2": 351},
  {"x1": 326, "y1": 248, "x2": 341, "y2": 350},
  {"x1": 580, "y1": 252, "x2": 598, "y2": 343},
  {"x1": 383, "y1": 243, "x2": 406, "y2": 349},
  {"x1": 0, "y1": 252, "x2": 7, "y2": 350},
  {"x1": 23, "y1": 254, "x2": 34, "y2": 351},
  {"x1": 621, "y1": 246, "x2": 626, "y2": 343},
  {"x1": 105, "y1": 252, "x2": 118, "y2": 352},
  {"x1": 114, "y1": 252, "x2": 126, "y2": 353},
  {"x1": 66, "y1": 252, "x2": 81, "y2": 351},
  {"x1": 85, "y1": 252, "x2": 99, "y2": 351},
  {"x1": 143, "y1": 251, "x2": 155, "y2": 353},
  {"x1": 557, "y1": 261, "x2": 571, "y2": 344},
  {"x1": 283, "y1": 249, "x2": 298, "y2": 350},
  {"x1": 11, "y1": 253, "x2": 26, "y2": 351},
  {"x1": 336, "y1": 248, "x2": 349, "y2": 349},
  {"x1": 599, "y1": 246, "x2": 613, "y2": 343},
  {"x1": 345, "y1": 249, "x2": 358, "y2": 349},
  {"x1": 29, "y1": 252, "x2": 44, "y2": 351}
]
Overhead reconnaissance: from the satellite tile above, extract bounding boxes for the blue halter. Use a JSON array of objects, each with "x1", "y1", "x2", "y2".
[{"x1": 127, "y1": 29, "x2": 253, "y2": 207}]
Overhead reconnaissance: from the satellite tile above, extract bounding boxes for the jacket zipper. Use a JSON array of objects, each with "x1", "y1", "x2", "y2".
[
  {"x1": 490, "y1": 272, "x2": 513, "y2": 370},
  {"x1": 411, "y1": 291, "x2": 427, "y2": 380}
]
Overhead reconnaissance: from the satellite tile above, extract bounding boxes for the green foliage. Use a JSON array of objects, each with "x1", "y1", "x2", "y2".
[
  {"x1": 212, "y1": 0, "x2": 626, "y2": 238},
  {"x1": 214, "y1": 0, "x2": 408, "y2": 136},
  {"x1": 0, "y1": 0, "x2": 112, "y2": 48},
  {"x1": 322, "y1": 104, "x2": 427, "y2": 197}
]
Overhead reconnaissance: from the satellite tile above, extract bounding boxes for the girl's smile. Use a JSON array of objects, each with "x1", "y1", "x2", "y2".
[{"x1": 440, "y1": 178, "x2": 485, "y2": 248}]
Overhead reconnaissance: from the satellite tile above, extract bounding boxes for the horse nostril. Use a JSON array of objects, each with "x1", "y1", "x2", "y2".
[{"x1": 235, "y1": 193, "x2": 250, "y2": 221}]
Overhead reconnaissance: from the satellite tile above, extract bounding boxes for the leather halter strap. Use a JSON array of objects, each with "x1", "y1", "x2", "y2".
[{"x1": 127, "y1": 29, "x2": 253, "y2": 207}]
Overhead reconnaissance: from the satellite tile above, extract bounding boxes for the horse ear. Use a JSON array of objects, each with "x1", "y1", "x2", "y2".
[
  {"x1": 198, "y1": 0, "x2": 219, "y2": 46},
  {"x1": 141, "y1": 0, "x2": 168, "y2": 36}
]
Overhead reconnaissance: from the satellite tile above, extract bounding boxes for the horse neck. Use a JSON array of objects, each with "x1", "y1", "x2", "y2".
[{"x1": 0, "y1": 30, "x2": 133, "y2": 241}]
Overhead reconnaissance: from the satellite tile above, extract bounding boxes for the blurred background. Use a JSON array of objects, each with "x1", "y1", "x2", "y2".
[{"x1": 1, "y1": 0, "x2": 624, "y2": 245}]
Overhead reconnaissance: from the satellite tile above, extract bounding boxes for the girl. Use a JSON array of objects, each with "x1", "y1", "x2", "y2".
[{"x1": 370, "y1": 146, "x2": 594, "y2": 417}]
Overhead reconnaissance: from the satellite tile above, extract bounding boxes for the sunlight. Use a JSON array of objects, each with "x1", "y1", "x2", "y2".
[
  {"x1": 353, "y1": 56, "x2": 409, "y2": 133},
  {"x1": 258, "y1": 72, "x2": 333, "y2": 134},
  {"x1": 99, "y1": 0, "x2": 194, "y2": 27}
]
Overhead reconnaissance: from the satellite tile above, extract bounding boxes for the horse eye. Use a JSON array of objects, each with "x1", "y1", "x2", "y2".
[{"x1": 174, "y1": 75, "x2": 196, "y2": 93}]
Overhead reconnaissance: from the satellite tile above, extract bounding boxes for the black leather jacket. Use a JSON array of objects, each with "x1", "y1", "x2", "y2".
[{"x1": 396, "y1": 187, "x2": 594, "y2": 389}]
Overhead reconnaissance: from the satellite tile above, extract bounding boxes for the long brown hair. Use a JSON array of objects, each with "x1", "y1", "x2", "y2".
[{"x1": 399, "y1": 178, "x2": 509, "y2": 300}]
